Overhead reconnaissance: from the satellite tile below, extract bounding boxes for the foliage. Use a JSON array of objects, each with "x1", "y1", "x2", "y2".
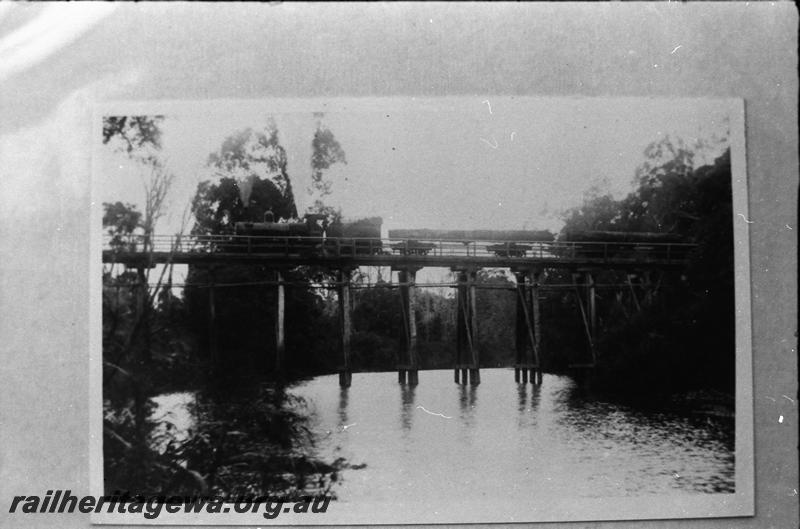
[
  {"x1": 158, "y1": 384, "x2": 343, "y2": 498},
  {"x1": 102, "y1": 126, "x2": 201, "y2": 494},
  {"x1": 103, "y1": 397, "x2": 166, "y2": 494},
  {"x1": 185, "y1": 120, "x2": 349, "y2": 375},
  {"x1": 184, "y1": 266, "x2": 339, "y2": 376},
  {"x1": 538, "y1": 276, "x2": 590, "y2": 370},
  {"x1": 103, "y1": 201, "x2": 142, "y2": 234},
  {"x1": 102, "y1": 116, "x2": 352, "y2": 498},
  {"x1": 103, "y1": 201, "x2": 142, "y2": 251},
  {"x1": 103, "y1": 115, "x2": 165, "y2": 157},
  {"x1": 554, "y1": 141, "x2": 734, "y2": 397},
  {"x1": 103, "y1": 114, "x2": 177, "y2": 251},
  {"x1": 349, "y1": 282, "x2": 403, "y2": 370},
  {"x1": 102, "y1": 266, "x2": 200, "y2": 494},
  {"x1": 562, "y1": 135, "x2": 728, "y2": 236},
  {"x1": 414, "y1": 289, "x2": 455, "y2": 368},
  {"x1": 189, "y1": 177, "x2": 294, "y2": 236},
  {"x1": 474, "y1": 270, "x2": 516, "y2": 367},
  {"x1": 346, "y1": 271, "x2": 521, "y2": 371},
  {"x1": 206, "y1": 120, "x2": 297, "y2": 217},
  {"x1": 104, "y1": 382, "x2": 343, "y2": 498},
  {"x1": 308, "y1": 116, "x2": 347, "y2": 215}
]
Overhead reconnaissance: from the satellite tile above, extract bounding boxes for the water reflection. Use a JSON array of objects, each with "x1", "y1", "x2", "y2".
[
  {"x1": 150, "y1": 369, "x2": 736, "y2": 503},
  {"x1": 146, "y1": 383, "x2": 342, "y2": 498},
  {"x1": 530, "y1": 383, "x2": 541, "y2": 410},
  {"x1": 516, "y1": 382, "x2": 542, "y2": 414},
  {"x1": 516, "y1": 383, "x2": 541, "y2": 434},
  {"x1": 517, "y1": 382, "x2": 527, "y2": 413},
  {"x1": 458, "y1": 384, "x2": 478, "y2": 426},
  {"x1": 399, "y1": 384, "x2": 416, "y2": 432},
  {"x1": 550, "y1": 379, "x2": 736, "y2": 494},
  {"x1": 338, "y1": 386, "x2": 349, "y2": 427}
]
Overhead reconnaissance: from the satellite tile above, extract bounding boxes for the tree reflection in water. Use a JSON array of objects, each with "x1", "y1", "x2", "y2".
[{"x1": 150, "y1": 381, "x2": 345, "y2": 500}]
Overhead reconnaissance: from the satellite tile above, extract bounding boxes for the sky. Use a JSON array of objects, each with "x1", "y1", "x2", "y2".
[{"x1": 99, "y1": 96, "x2": 732, "y2": 238}]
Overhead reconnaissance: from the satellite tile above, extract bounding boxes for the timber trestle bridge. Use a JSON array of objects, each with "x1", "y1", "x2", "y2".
[{"x1": 103, "y1": 233, "x2": 695, "y2": 388}]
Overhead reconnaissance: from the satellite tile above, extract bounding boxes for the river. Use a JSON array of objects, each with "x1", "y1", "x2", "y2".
[{"x1": 152, "y1": 368, "x2": 735, "y2": 523}]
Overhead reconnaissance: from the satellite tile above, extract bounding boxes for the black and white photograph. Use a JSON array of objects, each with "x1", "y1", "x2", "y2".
[
  {"x1": 0, "y1": 3, "x2": 796, "y2": 529},
  {"x1": 94, "y1": 96, "x2": 751, "y2": 523}
]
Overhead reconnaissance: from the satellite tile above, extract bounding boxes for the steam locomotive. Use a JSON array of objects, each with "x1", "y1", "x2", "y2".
[{"x1": 226, "y1": 213, "x2": 383, "y2": 256}]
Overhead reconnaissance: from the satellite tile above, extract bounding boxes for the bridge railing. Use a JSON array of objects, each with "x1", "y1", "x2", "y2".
[{"x1": 103, "y1": 234, "x2": 696, "y2": 263}]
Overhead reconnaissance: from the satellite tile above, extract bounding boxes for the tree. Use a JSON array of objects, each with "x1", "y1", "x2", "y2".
[
  {"x1": 561, "y1": 191, "x2": 624, "y2": 233},
  {"x1": 140, "y1": 162, "x2": 176, "y2": 251},
  {"x1": 102, "y1": 114, "x2": 177, "y2": 252},
  {"x1": 185, "y1": 120, "x2": 347, "y2": 375},
  {"x1": 102, "y1": 115, "x2": 196, "y2": 494},
  {"x1": 103, "y1": 201, "x2": 142, "y2": 251},
  {"x1": 187, "y1": 125, "x2": 299, "y2": 368},
  {"x1": 103, "y1": 115, "x2": 165, "y2": 164},
  {"x1": 206, "y1": 120, "x2": 297, "y2": 219},
  {"x1": 475, "y1": 269, "x2": 516, "y2": 367},
  {"x1": 348, "y1": 282, "x2": 459, "y2": 371},
  {"x1": 190, "y1": 177, "x2": 292, "y2": 236},
  {"x1": 350, "y1": 282, "x2": 403, "y2": 370},
  {"x1": 562, "y1": 135, "x2": 728, "y2": 236},
  {"x1": 102, "y1": 116, "x2": 347, "y2": 496},
  {"x1": 308, "y1": 114, "x2": 347, "y2": 216},
  {"x1": 553, "y1": 137, "x2": 734, "y2": 397},
  {"x1": 101, "y1": 115, "x2": 177, "y2": 344}
]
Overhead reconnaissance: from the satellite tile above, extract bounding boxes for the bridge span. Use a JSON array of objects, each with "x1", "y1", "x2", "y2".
[{"x1": 103, "y1": 233, "x2": 695, "y2": 388}]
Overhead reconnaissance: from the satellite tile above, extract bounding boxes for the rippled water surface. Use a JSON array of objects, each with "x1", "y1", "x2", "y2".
[
  {"x1": 151, "y1": 367, "x2": 734, "y2": 520},
  {"x1": 288, "y1": 369, "x2": 734, "y2": 503}
]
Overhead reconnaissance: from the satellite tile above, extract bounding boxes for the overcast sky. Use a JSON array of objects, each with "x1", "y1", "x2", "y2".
[{"x1": 99, "y1": 97, "x2": 731, "y2": 237}]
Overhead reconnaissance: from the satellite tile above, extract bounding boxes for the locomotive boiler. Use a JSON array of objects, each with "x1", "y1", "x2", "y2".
[{"x1": 229, "y1": 213, "x2": 383, "y2": 256}]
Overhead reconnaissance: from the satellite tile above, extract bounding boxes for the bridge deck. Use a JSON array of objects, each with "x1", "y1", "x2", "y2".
[{"x1": 102, "y1": 234, "x2": 694, "y2": 270}]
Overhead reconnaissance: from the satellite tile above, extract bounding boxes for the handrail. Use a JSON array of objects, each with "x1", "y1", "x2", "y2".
[{"x1": 102, "y1": 233, "x2": 697, "y2": 262}]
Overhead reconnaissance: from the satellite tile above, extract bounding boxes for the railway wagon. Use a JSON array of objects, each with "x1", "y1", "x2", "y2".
[
  {"x1": 387, "y1": 228, "x2": 555, "y2": 257},
  {"x1": 388, "y1": 229, "x2": 555, "y2": 242},
  {"x1": 559, "y1": 230, "x2": 692, "y2": 261},
  {"x1": 325, "y1": 216, "x2": 384, "y2": 255}
]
